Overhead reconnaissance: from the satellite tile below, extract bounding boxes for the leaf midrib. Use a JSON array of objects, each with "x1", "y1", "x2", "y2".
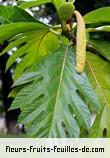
[{"x1": 48, "y1": 46, "x2": 69, "y2": 137}]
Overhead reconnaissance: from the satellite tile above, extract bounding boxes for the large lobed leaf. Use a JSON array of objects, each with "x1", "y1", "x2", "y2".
[
  {"x1": 10, "y1": 46, "x2": 99, "y2": 137},
  {"x1": 0, "y1": 19, "x2": 64, "y2": 80},
  {"x1": 0, "y1": 22, "x2": 49, "y2": 43}
]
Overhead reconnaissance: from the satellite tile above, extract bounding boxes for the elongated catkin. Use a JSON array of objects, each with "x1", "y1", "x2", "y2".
[{"x1": 74, "y1": 10, "x2": 86, "y2": 73}]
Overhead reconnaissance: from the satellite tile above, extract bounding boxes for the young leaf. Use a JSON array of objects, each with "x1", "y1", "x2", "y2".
[
  {"x1": 52, "y1": 0, "x2": 65, "y2": 13},
  {"x1": 10, "y1": 46, "x2": 99, "y2": 138}
]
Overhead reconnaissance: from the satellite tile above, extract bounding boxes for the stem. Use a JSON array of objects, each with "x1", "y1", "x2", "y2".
[
  {"x1": 52, "y1": 25, "x2": 61, "y2": 29},
  {"x1": 49, "y1": 28, "x2": 61, "y2": 36}
]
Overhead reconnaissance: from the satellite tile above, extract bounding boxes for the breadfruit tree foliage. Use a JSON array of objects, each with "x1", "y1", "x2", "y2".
[{"x1": 0, "y1": 0, "x2": 110, "y2": 137}]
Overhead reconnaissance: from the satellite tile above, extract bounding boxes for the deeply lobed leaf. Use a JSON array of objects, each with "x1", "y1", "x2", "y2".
[
  {"x1": 10, "y1": 46, "x2": 99, "y2": 137},
  {"x1": 0, "y1": 20, "x2": 64, "y2": 80}
]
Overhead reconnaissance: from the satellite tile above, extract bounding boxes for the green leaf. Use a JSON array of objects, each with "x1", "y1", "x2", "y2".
[
  {"x1": 86, "y1": 52, "x2": 110, "y2": 137},
  {"x1": 12, "y1": 31, "x2": 62, "y2": 80},
  {"x1": 52, "y1": 0, "x2": 65, "y2": 13},
  {"x1": 86, "y1": 52, "x2": 110, "y2": 106},
  {"x1": 0, "y1": 22, "x2": 49, "y2": 79},
  {"x1": 10, "y1": 46, "x2": 99, "y2": 137},
  {"x1": 0, "y1": 5, "x2": 36, "y2": 24},
  {"x1": 84, "y1": 7, "x2": 110, "y2": 24},
  {"x1": 89, "y1": 40, "x2": 110, "y2": 61},
  {"x1": 19, "y1": 0, "x2": 52, "y2": 9},
  {"x1": 12, "y1": 72, "x2": 42, "y2": 87},
  {"x1": 89, "y1": 106, "x2": 110, "y2": 138},
  {"x1": 0, "y1": 22, "x2": 49, "y2": 43},
  {"x1": 9, "y1": 87, "x2": 23, "y2": 98},
  {"x1": 0, "y1": 21, "x2": 64, "y2": 80}
]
